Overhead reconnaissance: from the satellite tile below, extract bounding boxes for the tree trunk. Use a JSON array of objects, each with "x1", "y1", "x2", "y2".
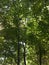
[
  {"x1": 39, "y1": 52, "x2": 42, "y2": 65},
  {"x1": 24, "y1": 46, "x2": 26, "y2": 65},
  {"x1": 39, "y1": 47, "x2": 42, "y2": 65},
  {"x1": 18, "y1": 42, "x2": 20, "y2": 65}
]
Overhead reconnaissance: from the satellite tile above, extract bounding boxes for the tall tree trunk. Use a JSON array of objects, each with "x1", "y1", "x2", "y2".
[
  {"x1": 39, "y1": 52, "x2": 42, "y2": 65},
  {"x1": 39, "y1": 47, "x2": 42, "y2": 65},
  {"x1": 13, "y1": 1, "x2": 20, "y2": 65},
  {"x1": 17, "y1": 17, "x2": 20, "y2": 65},
  {"x1": 23, "y1": 45, "x2": 26, "y2": 65},
  {"x1": 18, "y1": 42, "x2": 20, "y2": 65}
]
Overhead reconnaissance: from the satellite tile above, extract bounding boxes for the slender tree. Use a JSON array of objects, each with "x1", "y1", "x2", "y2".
[{"x1": 23, "y1": 44, "x2": 26, "y2": 65}]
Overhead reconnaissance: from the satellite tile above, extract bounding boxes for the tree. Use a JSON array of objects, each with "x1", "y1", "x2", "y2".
[{"x1": 0, "y1": 0, "x2": 49, "y2": 65}]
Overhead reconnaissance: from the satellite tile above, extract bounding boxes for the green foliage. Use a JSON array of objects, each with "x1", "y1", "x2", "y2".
[{"x1": 0, "y1": 0, "x2": 49, "y2": 65}]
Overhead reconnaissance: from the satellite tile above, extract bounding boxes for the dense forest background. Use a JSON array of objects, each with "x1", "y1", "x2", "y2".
[{"x1": 0, "y1": 0, "x2": 49, "y2": 65}]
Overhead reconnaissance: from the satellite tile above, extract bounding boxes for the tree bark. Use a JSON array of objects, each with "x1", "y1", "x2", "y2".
[
  {"x1": 39, "y1": 52, "x2": 42, "y2": 65},
  {"x1": 18, "y1": 42, "x2": 20, "y2": 65},
  {"x1": 24, "y1": 46, "x2": 26, "y2": 65},
  {"x1": 39, "y1": 48, "x2": 42, "y2": 65}
]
